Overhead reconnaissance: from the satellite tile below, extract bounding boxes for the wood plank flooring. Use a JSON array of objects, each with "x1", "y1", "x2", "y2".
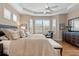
[{"x1": 61, "y1": 41, "x2": 79, "y2": 56}]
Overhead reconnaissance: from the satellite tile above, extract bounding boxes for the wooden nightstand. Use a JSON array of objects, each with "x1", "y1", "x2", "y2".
[{"x1": 0, "y1": 43, "x2": 3, "y2": 56}]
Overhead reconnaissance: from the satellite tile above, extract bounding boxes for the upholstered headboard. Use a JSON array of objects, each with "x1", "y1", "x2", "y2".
[
  {"x1": 0, "y1": 24, "x2": 17, "y2": 36},
  {"x1": 0, "y1": 24, "x2": 17, "y2": 29}
]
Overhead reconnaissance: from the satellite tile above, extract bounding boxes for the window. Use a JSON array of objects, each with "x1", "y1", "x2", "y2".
[
  {"x1": 29, "y1": 19, "x2": 33, "y2": 33},
  {"x1": 43, "y1": 20, "x2": 50, "y2": 34},
  {"x1": 29, "y1": 19, "x2": 50, "y2": 34},
  {"x1": 52, "y1": 19, "x2": 56, "y2": 27},
  {"x1": 52, "y1": 19, "x2": 56, "y2": 31},
  {"x1": 35, "y1": 20, "x2": 43, "y2": 34},
  {"x1": 4, "y1": 8, "x2": 11, "y2": 20},
  {"x1": 13, "y1": 14, "x2": 17, "y2": 22}
]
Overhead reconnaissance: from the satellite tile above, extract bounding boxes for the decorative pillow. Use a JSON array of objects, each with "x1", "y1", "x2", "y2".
[
  {"x1": 0, "y1": 36, "x2": 8, "y2": 40},
  {"x1": 2, "y1": 29, "x2": 20, "y2": 40},
  {"x1": 20, "y1": 29, "x2": 27, "y2": 38},
  {"x1": 25, "y1": 31, "x2": 31, "y2": 36},
  {"x1": 6, "y1": 29, "x2": 20, "y2": 40},
  {"x1": 2, "y1": 29, "x2": 13, "y2": 40}
]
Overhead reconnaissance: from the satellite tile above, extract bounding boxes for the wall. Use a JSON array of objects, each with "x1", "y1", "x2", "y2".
[
  {"x1": 20, "y1": 15, "x2": 30, "y2": 29},
  {"x1": 56, "y1": 4, "x2": 79, "y2": 41},
  {"x1": 20, "y1": 14, "x2": 67, "y2": 42},
  {"x1": 68, "y1": 10, "x2": 79, "y2": 19},
  {"x1": 67, "y1": 4, "x2": 79, "y2": 22},
  {"x1": 0, "y1": 3, "x2": 20, "y2": 27},
  {"x1": 57, "y1": 14, "x2": 67, "y2": 41}
]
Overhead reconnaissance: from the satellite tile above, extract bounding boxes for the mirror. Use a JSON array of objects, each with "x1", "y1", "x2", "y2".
[{"x1": 68, "y1": 17, "x2": 79, "y2": 31}]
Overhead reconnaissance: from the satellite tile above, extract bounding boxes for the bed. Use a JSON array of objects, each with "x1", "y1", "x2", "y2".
[{"x1": 0, "y1": 24, "x2": 62, "y2": 56}]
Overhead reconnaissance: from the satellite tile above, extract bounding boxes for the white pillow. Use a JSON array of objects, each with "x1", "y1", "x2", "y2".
[
  {"x1": 9, "y1": 30, "x2": 20, "y2": 40},
  {"x1": 20, "y1": 30, "x2": 27, "y2": 38},
  {"x1": 11, "y1": 31, "x2": 20, "y2": 39},
  {"x1": 25, "y1": 31, "x2": 31, "y2": 36},
  {"x1": 0, "y1": 36, "x2": 8, "y2": 40}
]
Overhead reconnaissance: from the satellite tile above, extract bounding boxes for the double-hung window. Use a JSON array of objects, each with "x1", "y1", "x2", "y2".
[
  {"x1": 13, "y1": 14, "x2": 17, "y2": 22},
  {"x1": 29, "y1": 19, "x2": 50, "y2": 34},
  {"x1": 4, "y1": 8, "x2": 11, "y2": 20}
]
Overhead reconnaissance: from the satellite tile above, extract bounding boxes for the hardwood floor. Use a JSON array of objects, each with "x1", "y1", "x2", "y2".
[{"x1": 61, "y1": 41, "x2": 79, "y2": 56}]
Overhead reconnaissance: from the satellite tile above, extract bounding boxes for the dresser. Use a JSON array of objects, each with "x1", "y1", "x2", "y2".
[{"x1": 63, "y1": 32, "x2": 79, "y2": 47}]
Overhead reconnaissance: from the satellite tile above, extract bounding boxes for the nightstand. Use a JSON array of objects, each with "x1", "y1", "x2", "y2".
[{"x1": 0, "y1": 43, "x2": 3, "y2": 56}]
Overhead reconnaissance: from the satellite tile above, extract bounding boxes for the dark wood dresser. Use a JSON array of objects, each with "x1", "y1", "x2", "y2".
[{"x1": 63, "y1": 32, "x2": 79, "y2": 47}]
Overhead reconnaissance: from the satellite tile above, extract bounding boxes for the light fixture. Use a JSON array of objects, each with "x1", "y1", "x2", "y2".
[
  {"x1": 20, "y1": 24, "x2": 27, "y2": 30},
  {"x1": 21, "y1": 26, "x2": 26, "y2": 30}
]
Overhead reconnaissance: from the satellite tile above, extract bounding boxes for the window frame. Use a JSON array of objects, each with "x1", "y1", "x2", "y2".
[{"x1": 4, "y1": 8, "x2": 11, "y2": 20}]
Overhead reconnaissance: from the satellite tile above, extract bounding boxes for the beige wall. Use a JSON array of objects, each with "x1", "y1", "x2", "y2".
[
  {"x1": 20, "y1": 15, "x2": 30, "y2": 29},
  {"x1": 67, "y1": 4, "x2": 79, "y2": 23},
  {"x1": 20, "y1": 14, "x2": 67, "y2": 41},
  {"x1": 0, "y1": 3, "x2": 20, "y2": 27},
  {"x1": 57, "y1": 14, "x2": 67, "y2": 41},
  {"x1": 20, "y1": 15, "x2": 30, "y2": 25}
]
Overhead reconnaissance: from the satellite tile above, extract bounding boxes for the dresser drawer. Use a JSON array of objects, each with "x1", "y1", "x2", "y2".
[{"x1": 63, "y1": 32, "x2": 79, "y2": 47}]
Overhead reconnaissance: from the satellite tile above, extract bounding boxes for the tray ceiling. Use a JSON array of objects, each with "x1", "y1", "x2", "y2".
[{"x1": 10, "y1": 3, "x2": 78, "y2": 16}]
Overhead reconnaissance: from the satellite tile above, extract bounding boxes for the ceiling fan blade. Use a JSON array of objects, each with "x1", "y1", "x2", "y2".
[
  {"x1": 50, "y1": 5, "x2": 58, "y2": 9},
  {"x1": 49, "y1": 9, "x2": 54, "y2": 12}
]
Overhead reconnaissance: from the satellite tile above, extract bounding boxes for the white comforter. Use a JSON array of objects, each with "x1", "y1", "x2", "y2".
[{"x1": 1, "y1": 34, "x2": 60, "y2": 56}]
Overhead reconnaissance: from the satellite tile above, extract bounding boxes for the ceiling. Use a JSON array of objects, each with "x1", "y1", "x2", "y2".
[{"x1": 10, "y1": 3, "x2": 78, "y2": 16}]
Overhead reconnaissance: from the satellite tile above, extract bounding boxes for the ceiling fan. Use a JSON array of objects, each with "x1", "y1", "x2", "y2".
[
  {"x1": 42, "y1": 3, "x2": 58, "y2": 14},
  {"x1": 22, "y1": 3, "x2": 58, "y2": 14}
]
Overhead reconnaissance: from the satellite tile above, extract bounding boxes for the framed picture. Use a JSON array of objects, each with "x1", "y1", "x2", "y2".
[{"x1": 59, "y1": 23, "x2": 65, "y2": 30}]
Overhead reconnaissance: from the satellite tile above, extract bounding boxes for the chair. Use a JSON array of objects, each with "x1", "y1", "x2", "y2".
[{"x1": 45, "y1": 31, "x2": 53, "y2": 39}]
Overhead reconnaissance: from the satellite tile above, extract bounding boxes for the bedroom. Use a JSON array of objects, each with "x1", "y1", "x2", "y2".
[{"x1": 0, "y1": 3, "x2": 79, "y2": 56}]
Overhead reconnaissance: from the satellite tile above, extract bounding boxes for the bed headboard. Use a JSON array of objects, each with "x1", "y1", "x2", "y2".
[
  {"x1": 0, "y1": 24, "x2": 17, "y2": 36},
  {"x1": 0, "y1": 24, "x2": 17, "y2": 29}
]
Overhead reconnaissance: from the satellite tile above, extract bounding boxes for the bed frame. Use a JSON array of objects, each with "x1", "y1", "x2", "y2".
[
  {"x1": 0, "y1": 24, "x2": 17, "y2": 36},
  {"x1": 0, "y1": 24, "x2": 17, "y2": 56},
  {"x1": 0, "y1": 24, "x2": 17, "y2": 29}
]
